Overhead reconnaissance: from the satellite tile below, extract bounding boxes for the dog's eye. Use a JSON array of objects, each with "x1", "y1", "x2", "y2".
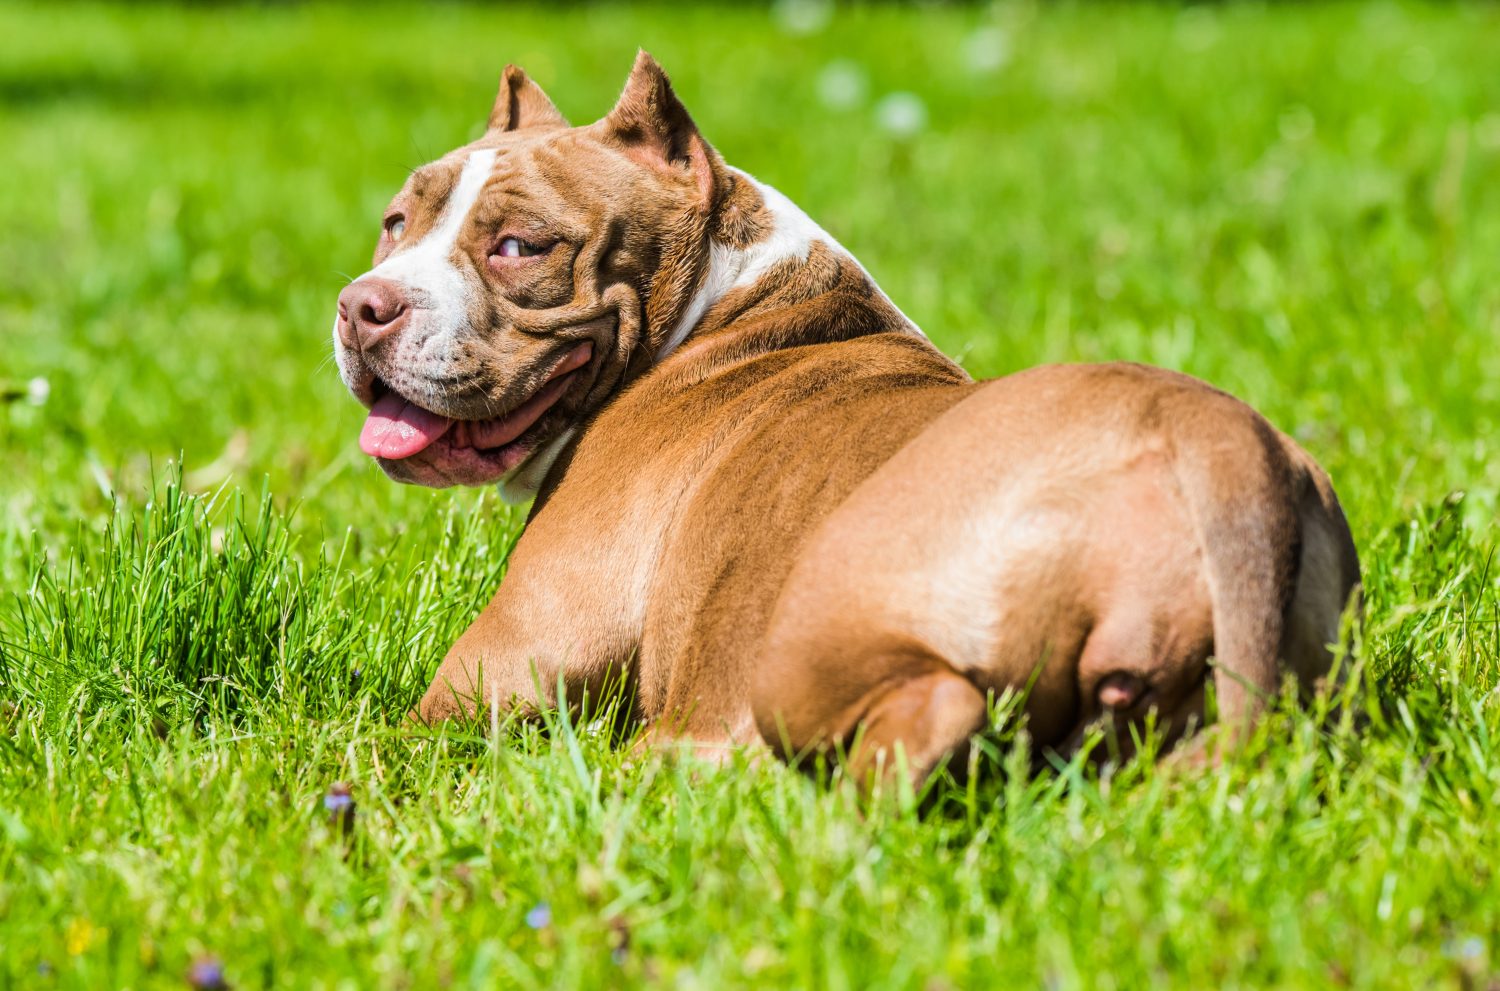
[
  {"x1": 384, "y1": 215, "x2": 406, "y2": 241},
  {"x1": 495, "y1": 236, "x2": 544, "y2": 259}
]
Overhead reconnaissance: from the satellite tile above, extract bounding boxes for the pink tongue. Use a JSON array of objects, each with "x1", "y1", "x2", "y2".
[{"x1": 359, "y1": 392, "x2": 453, "y2": 460}]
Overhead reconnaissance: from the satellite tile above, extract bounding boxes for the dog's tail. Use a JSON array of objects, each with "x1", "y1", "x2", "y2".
[{"x1": 1168, "y1": 394, "x2": 1304, "y2": 744}]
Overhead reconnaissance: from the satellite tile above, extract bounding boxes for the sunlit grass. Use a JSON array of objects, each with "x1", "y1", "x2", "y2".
[{"x1": 2, "y1": 2, "x2": 1499, "y2": 988}]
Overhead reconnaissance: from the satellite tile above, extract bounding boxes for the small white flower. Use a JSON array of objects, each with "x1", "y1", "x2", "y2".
[
  {"x1": 816, "y1": 60, "x2": 868, "y2": 110},
  {"x1": 875, "y1": 92, "x2": 928, "y2": 138},
  {"x1": 772, "y1": 0, "x2": 832, "y2": 36},
  {"x1": 26, "y1": 376, "x2": 49, "y2": 406},
  {"x1": 965, "y1": 26, "x2": 1011, "y2": 74}
]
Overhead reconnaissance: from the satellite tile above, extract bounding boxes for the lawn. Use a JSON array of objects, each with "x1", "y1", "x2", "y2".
[{"x1": 2, "y1": 1, "x2": 1499, "y2": 987}]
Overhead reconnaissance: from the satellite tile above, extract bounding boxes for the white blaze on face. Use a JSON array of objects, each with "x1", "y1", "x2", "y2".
[{"x1": 334, "y1": 148, "x2": 499, "y2": 364}]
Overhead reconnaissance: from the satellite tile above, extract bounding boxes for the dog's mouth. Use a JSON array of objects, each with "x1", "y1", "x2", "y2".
[{"x1": 357, "y1": 341, "x2": 593, "y2": 482}]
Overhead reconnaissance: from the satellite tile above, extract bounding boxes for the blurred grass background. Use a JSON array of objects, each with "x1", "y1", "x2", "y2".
[
  {"x1": 4, "y1": 1, "x2": 1498, "y2": 540},
  {"x1": 2, "y1": 2, "x2": 1499, "y2": 989}
]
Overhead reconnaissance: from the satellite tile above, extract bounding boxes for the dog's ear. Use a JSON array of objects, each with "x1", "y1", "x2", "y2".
[
  {"x1": 488, "y1": 65, "x2": 569, "y2": 132},
  {"x1": 596, "y1": 51, "x2": 723, "y2": 212}
]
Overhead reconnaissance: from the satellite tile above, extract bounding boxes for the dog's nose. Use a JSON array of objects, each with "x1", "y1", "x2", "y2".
[{"x1": 337, "y1": 278, "x2": 410, "y2": 350}]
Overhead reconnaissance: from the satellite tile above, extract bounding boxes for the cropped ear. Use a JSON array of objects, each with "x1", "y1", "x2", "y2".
[
  {"x1": 597, "y1": 51, "x2": 723, "y2": 211},
  {"x1": 487, "y1": 65, "x2": 569, "y2": 132}
]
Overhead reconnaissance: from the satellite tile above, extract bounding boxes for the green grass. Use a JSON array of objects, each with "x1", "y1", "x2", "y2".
[{"x1": 2, "y1": 1, "x2": 1499, "y2": 987}]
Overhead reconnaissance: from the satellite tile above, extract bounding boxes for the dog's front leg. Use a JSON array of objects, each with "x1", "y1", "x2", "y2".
[{"x1": 413, "y1": 540, "x2": 639, "y2": 726}]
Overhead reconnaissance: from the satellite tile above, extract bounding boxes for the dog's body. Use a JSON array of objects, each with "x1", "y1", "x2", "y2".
[{"x1": 333, "y1": 55, "x2": 1359, "y2": 782}]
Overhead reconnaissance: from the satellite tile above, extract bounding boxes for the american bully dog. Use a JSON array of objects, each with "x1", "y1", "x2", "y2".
[{"x1": 332, "y1": 54, "x2": 1360, "y2": 785}]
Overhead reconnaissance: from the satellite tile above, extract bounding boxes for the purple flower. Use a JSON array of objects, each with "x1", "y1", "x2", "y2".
[
  {"x1": 323, "y1": 787, "x2": 354, "y2": 814},
  {"x1": 187, "y1": 955, "x2": 228, "y2": 990},
  {"x1": 525, "y1": 902, "x2": 552, "y2": 930},
  {"x1": 324, "y1": 782, "x2": 356, "y2": 840}
]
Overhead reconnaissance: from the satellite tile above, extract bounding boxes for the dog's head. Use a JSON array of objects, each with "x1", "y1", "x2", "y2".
[{"x1": 333, "y1": 53, "x2": 729, "y2": 494}]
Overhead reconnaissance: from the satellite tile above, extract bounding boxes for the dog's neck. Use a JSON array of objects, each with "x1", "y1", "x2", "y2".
[
  {"x1": 653, "y1": 169, "x2": 927, "y2": 374},
  {"x1": 504, "y1": 172, "x2": 935, "y2": 504}
]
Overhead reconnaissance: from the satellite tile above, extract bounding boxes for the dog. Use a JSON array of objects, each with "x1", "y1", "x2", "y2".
[{"x1": 332, "y1": 53, "x2": 1360, "y2": 784}]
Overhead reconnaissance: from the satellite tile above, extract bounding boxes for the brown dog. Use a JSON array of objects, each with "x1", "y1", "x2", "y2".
[{"x1": 331, "y1": 54, "x2": 1360, "y2": 783}]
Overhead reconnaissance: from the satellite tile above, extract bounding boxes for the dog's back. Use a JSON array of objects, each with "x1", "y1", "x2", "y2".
[{"x1": 752, "y1": 361, "x2": 1360, "y2": 781}]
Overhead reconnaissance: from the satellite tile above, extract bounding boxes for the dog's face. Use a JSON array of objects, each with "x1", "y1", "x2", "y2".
[{"x1": 333, "y1": 54, "x2": 724, "y2": 491}]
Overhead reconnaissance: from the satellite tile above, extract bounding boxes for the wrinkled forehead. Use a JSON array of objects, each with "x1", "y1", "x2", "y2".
[
  {"x1": 392, "y1": 126, "x2": 679, "y2": 245},
  {"x1": 394, "y1": 129, "x2": 612, "y2": 230},
  {"x1": 383, "y1": 134, "x2": 498, "y2": 231},
  {"x1": 393, "y1": 140, "x2": 505, "y2": 236}
]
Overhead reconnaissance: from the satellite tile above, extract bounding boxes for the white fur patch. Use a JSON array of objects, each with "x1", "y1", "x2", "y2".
[
  {"x1": 497, "y1": 427, "x2": 577, "y2": 504},
  {"x1": 656, "y1": 240, "x2": 742, "y2": 359},
  {"x1": 727, "y1": 179, "x2": 824, "y2": 291},
  {"x1": 655, "y1": 169, "x2": 925, "y2": 360},
  {"x1": 356, "y1": 148, "x2": 498, "y2": 347}
]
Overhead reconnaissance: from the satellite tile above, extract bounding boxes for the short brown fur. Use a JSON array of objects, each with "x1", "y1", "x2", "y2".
[{"x1": 335, "y1": 54, "x2": 1361, "y2": 785}]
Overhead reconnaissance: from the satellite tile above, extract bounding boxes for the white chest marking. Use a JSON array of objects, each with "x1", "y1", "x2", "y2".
[
  {"x1": 497, "y1": 426, "x2": 577, "y2": 504},
  {"x1": 656, "y1": 169, "x2": 925, "y2": 360}
]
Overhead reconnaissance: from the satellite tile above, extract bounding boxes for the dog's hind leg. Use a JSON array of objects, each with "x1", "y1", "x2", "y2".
[
  {"x1": 844, "y1": 666, "x2": 989, "y2": 788},
  {"x1": 752, "y1": 639, "x2": 987, "y2": 791}
]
